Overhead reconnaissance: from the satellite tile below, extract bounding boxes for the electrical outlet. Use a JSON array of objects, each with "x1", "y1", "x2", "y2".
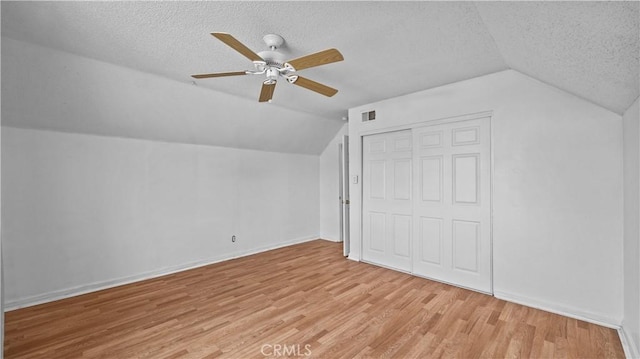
[{"x1": 232, "y1": 235, "x2": 236, "y2": 243}]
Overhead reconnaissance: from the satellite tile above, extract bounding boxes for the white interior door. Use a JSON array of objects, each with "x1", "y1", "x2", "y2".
[
  {"x1": 362, "y1": 130, "x2": 413, "y2": 272},
  {"x1": 412, "y1": 117, "x2": 491, "y2": 293}
]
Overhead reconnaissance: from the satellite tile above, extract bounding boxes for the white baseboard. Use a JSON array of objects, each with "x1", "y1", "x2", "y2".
[
  {"x1": 319, "y1": 237, "x2": 341, "y2": 243},
  {"x1": 619, "y1": 326, "x2": 640, "y2": 359},
  {"x1": 4, "y1": 235, "x2": 320, "y2": 311},
  {"x1": 494, "y1": 290, "x2": 620, "y2": 329}
]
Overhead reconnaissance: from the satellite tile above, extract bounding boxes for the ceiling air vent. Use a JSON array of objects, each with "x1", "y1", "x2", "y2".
[{"x1": 361, "y1": 110, "x2": 376, "y2": 122}]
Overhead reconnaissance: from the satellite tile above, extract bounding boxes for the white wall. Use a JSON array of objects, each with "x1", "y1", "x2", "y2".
[
  {"x1": 1, "y1": 20, "x2": 5, "y2": 355},
  {"x1": 1, "y1": 127, "x2": 320, "y2": 308},
  {"x1": 348, "y1": 70, "x2": 623, "y2": 326},
  {"x1": 623, "y1": 97, "x2": 640, "y2": 358},
  {"x1": 0, "y1": 87, "x2": 4, "y2": 359},
  {"x1": 319, "y1": 124, "x2": 348, "y2": 242}
]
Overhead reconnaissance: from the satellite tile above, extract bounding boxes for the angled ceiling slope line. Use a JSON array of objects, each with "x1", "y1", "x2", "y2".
[
  {"x1": 1, "y1": 37, "x2": 345, "y2": 155},
  {"x1": 475, "y1": 1, "x2": 640, "y2": 115}
]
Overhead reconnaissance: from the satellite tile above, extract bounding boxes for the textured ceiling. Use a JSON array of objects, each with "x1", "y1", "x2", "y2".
[
  {"x1": 1, "y1": 1, "x2": 638, "y2": 153},
  {"x1": 475, "y1": 1, "x2": 639, "y2": 115}
]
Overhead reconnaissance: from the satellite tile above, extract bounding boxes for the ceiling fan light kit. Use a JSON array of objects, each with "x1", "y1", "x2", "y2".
[{"x1": 192, "y1": 32, "x2": 344, "y2": 103}]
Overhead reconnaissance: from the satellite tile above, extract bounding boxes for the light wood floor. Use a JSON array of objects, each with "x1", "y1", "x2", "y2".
[{"x1": 5, "y1": 240, "x2": 624, "y2": 358}]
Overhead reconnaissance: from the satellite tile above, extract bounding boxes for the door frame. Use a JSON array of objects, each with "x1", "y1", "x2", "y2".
[
  {"x1": 339, "y1": 136, "x2": 350, "y2": 257},
  {"x1": 355, "y1": 111, "x2": 495, "y2": 294}
]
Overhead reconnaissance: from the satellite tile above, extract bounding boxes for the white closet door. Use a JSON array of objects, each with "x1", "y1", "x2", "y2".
[
  {"x1": 412, "y1": 117, "x2": 492, "y2": 293},
  {"x1": 362, "y1": 130, "x2": 413, "y2": 272}
]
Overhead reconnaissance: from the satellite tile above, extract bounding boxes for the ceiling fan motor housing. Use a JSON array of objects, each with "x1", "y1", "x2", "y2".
[
  {"x1": 257, "y1": 37, "x2": 290, "y2": 84},
  {"x1": 256, "y1": 34, "x2": 289, "y2": 82},
  {"x1": 257, "y1": 50, "x2": 287, "y2": 67}
]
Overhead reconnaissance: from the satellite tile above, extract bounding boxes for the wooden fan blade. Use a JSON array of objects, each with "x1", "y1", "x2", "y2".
[
  {"x1": 211, "y1": 32, "x2": 264, "y2": 62},
  {"x1": 259, "y1": 82, "x2": 276, "y2": 102},
  {"x1": 291, "y1": 76, "x2": 338, "y2": 97},
  {"x1": 191, "y1": 71, "x2": 247, "y2": 79},
  {"x1": 286, "y1": 49, "x2": 343, "y2": 71}
]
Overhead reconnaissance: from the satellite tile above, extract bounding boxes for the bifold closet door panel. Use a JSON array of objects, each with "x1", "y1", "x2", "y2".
[
  {"x1": 412, "y1": 117, "x2": 492, "y2": 293},
  {"x1": 362, "y1": 130, "x2": 413, "y2": 272}
]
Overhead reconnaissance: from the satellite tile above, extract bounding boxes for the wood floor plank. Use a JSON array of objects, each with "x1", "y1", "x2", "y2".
[{"x1": 4, "y1": 240, "x2": 625, "y2": 358}]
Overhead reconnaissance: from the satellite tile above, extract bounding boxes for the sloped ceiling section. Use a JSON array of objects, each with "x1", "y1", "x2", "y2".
[
  {"x1": 476, "y1": 1, "x2": 639, "y2": 114},
  {"x1": 1, "y1": 2, "x2": 638, "y2": 154},
  {"x1": 0, "y1": 2, "x2": 508, "y2": 119},
  {"x1": 1, "y1": 38, "x2": 340, "y2": 155}
]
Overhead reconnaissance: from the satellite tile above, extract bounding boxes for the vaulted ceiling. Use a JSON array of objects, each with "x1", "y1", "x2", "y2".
[{"x1": 2, "y1": 1, "x2": 638, "y2": 154}]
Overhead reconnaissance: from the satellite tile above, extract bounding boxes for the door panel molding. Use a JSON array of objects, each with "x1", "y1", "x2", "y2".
[
  {"x1": 362, "y1": 130, "x2": 413, "y2": 272},
  {"x1": 360, "y1": 115, "x2": 493, "y2": 294},
  {"x1": 413, "y1": 117, "x2": 492, "y2": 293}
]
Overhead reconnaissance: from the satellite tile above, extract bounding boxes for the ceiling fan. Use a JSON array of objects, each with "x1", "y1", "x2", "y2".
[{"x1": 192, "y1": 33, "x2": 344, "y2": 103}]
